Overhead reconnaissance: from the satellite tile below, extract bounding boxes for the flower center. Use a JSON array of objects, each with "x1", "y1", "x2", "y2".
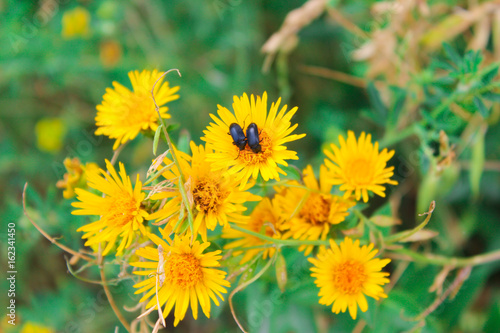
[
  {"x1": 117, "y1": 90, "x2": 157, "y2": 127},
  {"x1": 299, "y1": 193, "x2": 331, "y2": 225},
  {"x1": 237, "y1": 129, "x2": 273, "y2": 164},
  {"x1": 346, "y1": 158, "x2": 373, "y2": 185},
  {"x1": 192, "y1": 177, "x2": 228, "y2": 214},
  {"x1": 103, "y1": 192, "x2": 139, "y2": 227},
  {"x1": 332, "y1": 260, "x2": 367, "y2": 295},
  {"x1": 163, "y1": 253, "x2": 204, "y2": 289}
]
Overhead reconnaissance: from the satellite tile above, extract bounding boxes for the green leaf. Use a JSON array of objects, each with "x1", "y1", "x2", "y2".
[
  {"x1": 482, "y1": 91, "x2": 500, "y2": 102},
  {"x1": 367, "y1": 81, "x2": 388, "y2": 119},
  {"x1": 473, "y1": 97, "x2": 489, "y2": 118},
  {"x1": 166, "y1": 123, "x2": 180, "y2": 132},
  {"x1": 388, "y1": 86, "x2": 406, "y2": 127},
  {"x1": 442, "y1": 43, "x2": 462, "y2": 67},
  {"x1": 470, "y1": 129, "x2": 485, "y2": 200},
  {"x1": 433, "y1": 76, "x2": 456, "y2": 86},
  {"x1": 153, "y1": 124, "x2": 162, "y2": 156},
  {"x1": 480, "y1": 65, "x2": 499, "y2": 85},
  {"x1": 432, "y1": 59, "x2": 456, "y2": 72}
]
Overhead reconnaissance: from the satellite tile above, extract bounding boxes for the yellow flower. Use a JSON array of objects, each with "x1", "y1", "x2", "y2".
[
  {"x1": 62, "y1": 7, "x2": 90, "y2": 39},
  {"x1": 131, "y1": 232, "x2": 230, "y2": 327},
  {"x1": 35, "y1": 117, "x2": 67, "y2": 153},
  {"x1": 148, "y1": 142, "x2": 259, "y2": 242},
  {"x1": 278, "y1": 165, "x2": 354, "y2": 256},
  {"x1": 309, "y1": 237, "x2": 391, "y2": 320},
  {"x1": 95, "y1": 69, "x2": 180, "y2": 149},
  {"x1": 20, "y1": 322, "x2": 54, "y2": 333},
  {"x1": 56, "y1": 157, "x2": 99, "y2": 199},
  {"x1": 202, "y1": 92, "x2": 305, "y2": 188},
  {"x1": 72, "y1": 160, "x2": 149, "y2": 255},
  {"x1": 324, "y1": 131, "x2": 398, "y2": 203},
  {"x1": 223, "y1": 197, "x2": 283, "y2": 264}
]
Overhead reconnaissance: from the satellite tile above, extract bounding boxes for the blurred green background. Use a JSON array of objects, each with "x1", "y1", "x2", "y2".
[{"x1": 1, "y1": 0, "x2": 500, "y2": 332}]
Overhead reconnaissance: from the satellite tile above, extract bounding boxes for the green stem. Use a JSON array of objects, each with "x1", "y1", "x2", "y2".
[
  {"x1": 385, "y1": 201, "x2": 435, "y2": 244},
  {"x1": 228, "y1": 223, "x2": 331, "y2": 247},
  {"x1": 388, "y1": 247, "x2": 500, "y2": 267},
  {"x1": 143, "y1": 162, "x2": 175, "y2": 186},
  {"x1": 150, "y1": 69, "x2": 194, "y2": 237},
  {"x1": 431, "y1": 79, "x2": 500, "y2": 119},
  {"x1": 379, "y1": 124, "x2": 420, "y2": 148},
  {"x1": 229, "y1": 251, "x2": 278, "y2": 333}
]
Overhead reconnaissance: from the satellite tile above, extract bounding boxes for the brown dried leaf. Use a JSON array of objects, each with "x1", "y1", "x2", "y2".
[
  {"x1": 400, "y1": 229, "x2": 439, "y2": 242},
  {"x1": 429, "y1": 265, "x2": 453, "y2": 296},
  {"x1": 147, "y1": 150, "x2": 170, "y2": 178},
  {"x1": 371, "y1": 215, "x2": 402, "y2": 227},
  {"x1": 261, "y1": 0, "x2": 328, "y2": 71}
]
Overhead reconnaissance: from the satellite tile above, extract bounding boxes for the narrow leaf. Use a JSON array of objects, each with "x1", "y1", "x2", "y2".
[
  {"x1": 473, "y1": 97, "x2": 489, "y2": 118},
  {"x1": 153, "y1": 125, "x2": 163, "y2": 156},
  {"x1": 367, "y1": 81, "x2": 388, "y2": 119},
  {"x1": 442, "y1": 43, "x2": 462, "y2": 67},
  {"x1": 389, "y1": 87, "x2": 406, "y2": 127},
  {"x1": 470, "y1": 128, "x2": 485, "y2": 200},
  {"x1": 480, "y1": 65, "x2": 498, "y2": 85},
  {"x1": 482, "y1": 91, "x2": 500, "y2": 102},
  {"x1": 385, "y1": 201, "x2": 436, "y2": 244}
]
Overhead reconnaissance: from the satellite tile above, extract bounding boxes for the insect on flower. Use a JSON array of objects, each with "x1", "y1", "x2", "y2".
[
  {"x1": 246, "y1": 123, "x2": 262, "y2": 153},
  {"x1": 228, "y1": 123, "x2": 247, "y2": 150}
]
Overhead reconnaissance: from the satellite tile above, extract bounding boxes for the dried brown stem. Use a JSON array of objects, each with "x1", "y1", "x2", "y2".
[
  {"x1": 300, "y1": 65, "x2": 367, "y2": 87},
  {"x1": 23, "y1": 183, "x2": 94, "y2": 262},
  {"x1": 410, "y1": 266, "x2": 472, "y2": 321},
  {"x1": 99, "y1": 256, "x2": 131, "y2": 332}
]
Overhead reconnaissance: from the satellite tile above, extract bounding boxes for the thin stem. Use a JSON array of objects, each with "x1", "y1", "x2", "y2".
[
  {"x1": 385, "y1": 201, "x2": 436, "y2": 244},
  {"x1": 150, "y1": 69, "x2": 194, "y2": 239},
  {"x1": 143, "y1": 162, "x2": 175, "y2": 186},
  {"x1": 326, "y1": 8, "x2": 368, "y2": 39},
  {"x1": 410, "y1": 266, "x2": 472, "y2": 321},
  {"x1": 99, "y1": 145, "x2": 131, "y2": 332},
  {"x1": 379, "y1": 124, "x2": 420, "y2": 148},
  {"x1": 99, "y1": 262, "x2": 131, "y2": 332},
  {"x1": 110, "y1": 142, "x2": 126, "y2": 165},
  {"x1": 257, "y1": 181, "x2": 323, "y2": 194},
  {"x1": 229, "y1": 251, "x2": 279, "y2": 333},
  {"x1": 387, "y1": 247, "x2": 500, "y2": 267},
  {"x1": 228, "y1": 223, "x2": 331, "y2": 246},
  {"x1": 23, "y1": 183, "x2": 94, "y2": 262},
  {"x1": 431, "y1": 80, "x2": 500, "y2": 119},
  {"x1": 300, "y1": 65, "x2": 366, "y2": 88}
]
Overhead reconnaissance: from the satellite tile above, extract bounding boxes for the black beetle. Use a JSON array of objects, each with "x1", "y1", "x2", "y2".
[
  {"x1": 228, "y1": 123, "x2": 247, "y2": 150},
  {"x1": 246, "y1": 123, "x2": 262, "y2": 153}
]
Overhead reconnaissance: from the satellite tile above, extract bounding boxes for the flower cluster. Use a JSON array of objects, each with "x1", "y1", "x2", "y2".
[{"x1": 60, "y1": 69, "x2": 397, "y2": 327}]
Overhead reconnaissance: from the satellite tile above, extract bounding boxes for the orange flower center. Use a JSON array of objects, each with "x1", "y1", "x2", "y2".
[
  {"x1": 163, "y1": 253, "x2": 203, "y2": 289},
  {"x1": 300, "y1": 193, "x2": 331, "y2": 225},
  {"x1": 237, "y1": 129, "x2": 273, "y2": 164},
  {"x1": 103, "y1": 192, "x2": 140, "y2": 227},
  {"x1": 332, "y1": 260, "x2": 367, "y2": 295},
  {"x1": 346, "y1": 158, "x2": 373, "y2": 185},
  {"x1": 192, "y1": 177, "x2": 228, "y2": 214}
]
